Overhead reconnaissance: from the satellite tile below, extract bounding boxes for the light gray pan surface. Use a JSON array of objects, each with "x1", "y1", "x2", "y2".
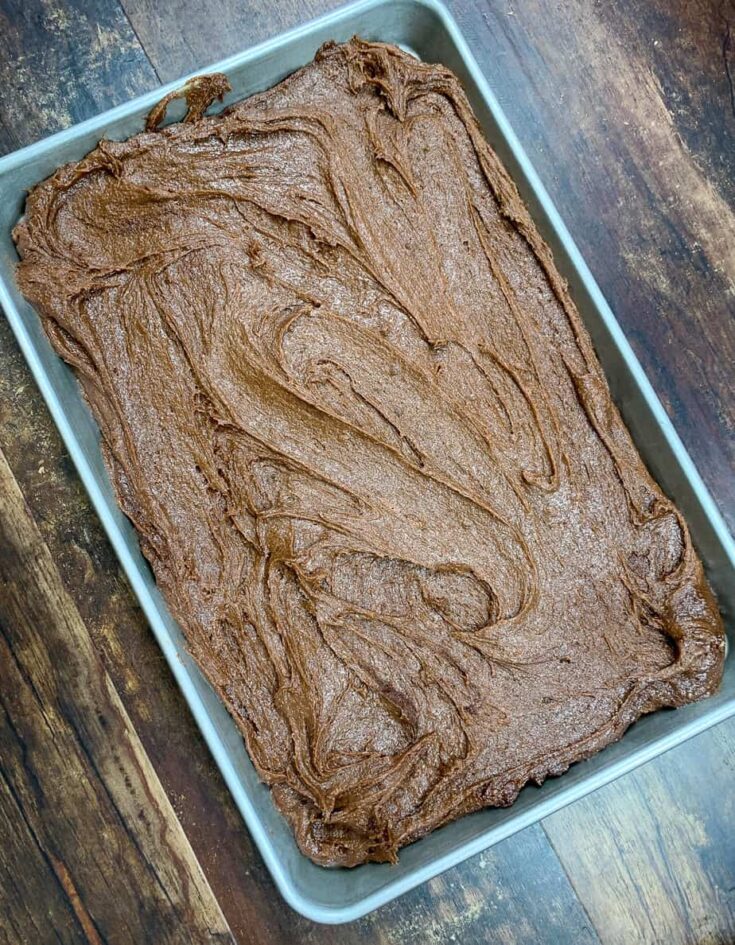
[{"x1": 0, "y1": 0, "x2": 732, "y2": 924}]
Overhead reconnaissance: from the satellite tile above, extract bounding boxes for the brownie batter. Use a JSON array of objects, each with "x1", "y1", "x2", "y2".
[{"x1": 14, "y1": 39, "x2": 725, "y2": 867}]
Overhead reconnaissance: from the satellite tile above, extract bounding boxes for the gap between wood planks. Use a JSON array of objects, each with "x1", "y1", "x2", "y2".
[{"x1": 0, "y1": 446, "x2": 234, "y2": 945}]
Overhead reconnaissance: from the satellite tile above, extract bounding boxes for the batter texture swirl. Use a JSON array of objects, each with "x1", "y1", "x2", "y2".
[{"x1": 14, "y1": 39, "x2": 725, "y2": 866}]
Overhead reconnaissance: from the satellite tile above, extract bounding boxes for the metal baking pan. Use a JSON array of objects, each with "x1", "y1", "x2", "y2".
[{"x1": 1, "y1": 0, "x2": 733, "y2": 924}]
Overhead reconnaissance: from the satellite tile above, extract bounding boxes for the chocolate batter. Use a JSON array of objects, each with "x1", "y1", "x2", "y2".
[{"x1": 14, "y1": 39, "x2": 725, "y2": 867}]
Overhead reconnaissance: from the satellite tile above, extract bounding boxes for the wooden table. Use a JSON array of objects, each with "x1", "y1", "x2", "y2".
[{"x1": 1, "y1": 1, "x2": 734, "y2": 942}]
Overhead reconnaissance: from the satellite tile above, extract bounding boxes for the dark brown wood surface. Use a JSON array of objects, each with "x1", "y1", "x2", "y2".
[
  {"x1": 0, "y1": 0, "x2": 733, "y2": 942},
  {"x1": 0, "y1": 451, "x2": 234, "y2": 944}
]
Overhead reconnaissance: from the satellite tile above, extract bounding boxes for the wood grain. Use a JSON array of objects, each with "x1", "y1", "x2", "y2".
[
  {"x1": 118, "y1": 0, "x2": 345, "y2": 81},
  {"x1": 0, "y1": 316, "x2": 275, "y2": 945},
  {"x1": 0, "y1": 449, "x2": 234, "y2": 945},
  {"x1": 0, "y1": 0, "x2": 734, "y2": 942},
  {"x1": 348, "y1": 826, "x2": 600, "y2": 945},
  {"x1": 0, "y1": 0, "x2": 159, "y2": 150},
  {"x1": 544, "y1": 722, "x2": 735, "y2": 945}
]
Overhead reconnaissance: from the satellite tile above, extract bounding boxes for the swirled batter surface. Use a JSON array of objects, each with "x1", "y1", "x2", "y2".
[{"x1": 14, "y1": 39, "x2": 725, "y2": 866}]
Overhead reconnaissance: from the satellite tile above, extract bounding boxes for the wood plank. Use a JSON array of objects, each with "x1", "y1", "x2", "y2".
[
  {"x1": 544, "y1": 721, "x2": 735, "y2": 945},
  {"x1": 0, "y1": 449, "x2": 234, "y2": 945},
  {"x1": 0, "y1": 113, "x2": 15, "y2": 156},
  {"x1": 0, "y1": 774, "x2": 81, "y2": 945},
  {"x1": 349, "y1": 825, "x2": 601, "y2": 945},
  {"x1": 0, "y1": 0, "x2": 158, "y2": 151},
  {"x1": 0, "y1": 301, "x2": 274, "y2": 944},
  {"x1": 118, "y1": 0, "x2": 344, "y2": 82}
]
